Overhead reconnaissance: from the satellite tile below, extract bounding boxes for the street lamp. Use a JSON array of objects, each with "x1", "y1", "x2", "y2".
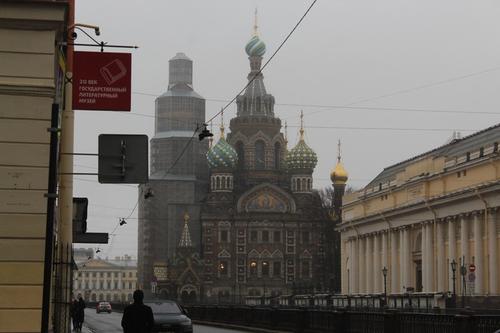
[
  {"x1": 382, "y1": 266, "x2": 388, "y2": 306},
  {"x1": 450, "y1": 259, "x2": 457, "y2": 296}
]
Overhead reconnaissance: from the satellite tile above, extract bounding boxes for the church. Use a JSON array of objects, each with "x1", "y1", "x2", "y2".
[{"x1": 138, "y1": 21, "x2": 347, "y2": 303}]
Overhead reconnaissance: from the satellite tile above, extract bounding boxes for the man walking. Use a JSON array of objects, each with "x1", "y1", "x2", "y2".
[
  {"x1": 121, "y1": 289, "x2": 155, "y2": 333},
  {"x1": 76, "y1": 293, "x2": 86, "y2": 332}
]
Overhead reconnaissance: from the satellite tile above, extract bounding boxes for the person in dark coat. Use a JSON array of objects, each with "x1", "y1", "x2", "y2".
[
  {"x1": 70, "y1": 298, "x2": 79, "y2": 331},
  {"x1": 76, "y1": 293, "x2": 86, "y2": 332},
  {"x1": 121, "y1": 289, "x2": 155, "y2": 333}
]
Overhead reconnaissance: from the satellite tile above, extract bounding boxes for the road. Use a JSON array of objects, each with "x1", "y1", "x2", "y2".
[{"x1": 84, "y1": 308, "x2": 248, "y2": 333}]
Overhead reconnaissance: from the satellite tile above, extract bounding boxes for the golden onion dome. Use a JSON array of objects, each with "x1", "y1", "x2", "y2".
[{"x1": 330, "y1": 161, "x2": 348, "y2": 184}]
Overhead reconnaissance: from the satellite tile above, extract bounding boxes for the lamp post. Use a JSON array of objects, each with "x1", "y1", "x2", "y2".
[
  {"x1": 382, "y1": 266, "x2": 388, "y2": 307},
  {"x1": 450, "y1": 259, "x2": 457, "y2": 308}
]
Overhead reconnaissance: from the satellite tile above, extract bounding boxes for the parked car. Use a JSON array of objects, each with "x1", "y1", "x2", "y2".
[
  {"x1": 96, "y1": 301, "x2": 112, "y2": 314},
  {"x1": 144, "y1": 300, "x2": 192, "y2": 333}
]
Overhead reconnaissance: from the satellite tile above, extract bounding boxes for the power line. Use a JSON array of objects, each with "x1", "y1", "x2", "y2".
[
  {"x1": 286, "y1": 125, "x2": 477, "y2": 132},
  {"x1": 132, "y1": 92, "x2": 500, "y2": 116},
  {"x1": 205, "y1": 0, "x2": 319, "y2": 124},
  {"x1": 299, "y1": 65, "x2": 500, "y2": 119}
]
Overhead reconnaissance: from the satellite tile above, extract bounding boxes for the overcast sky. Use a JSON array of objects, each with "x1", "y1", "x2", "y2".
[{"x1": 74, "y1": 0, "x2": 500, "y2": 258}]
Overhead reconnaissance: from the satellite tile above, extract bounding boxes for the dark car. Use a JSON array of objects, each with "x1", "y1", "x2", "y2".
[
  {"x1": 144, "y1": 300, "x2": 192, "y2": 333},
  {"x1": 96, "y1": 301, "x2": 112, "y2": 313}
]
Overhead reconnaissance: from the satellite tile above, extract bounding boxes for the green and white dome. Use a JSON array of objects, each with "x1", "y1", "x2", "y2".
[
  {"x1": 245, "y1": 35, "x2": 266, "y2": 57},
  {"x1": 286, "y1": 134, "x2": 317, "y2": 171},
  {"x1": 207, "y1": 137, "x2": 238, "y2": 169}
]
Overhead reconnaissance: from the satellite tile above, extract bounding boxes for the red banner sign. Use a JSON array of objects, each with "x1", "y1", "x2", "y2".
[{"x1": 73, "y1": 51, "x2": 131, "y2": 111}]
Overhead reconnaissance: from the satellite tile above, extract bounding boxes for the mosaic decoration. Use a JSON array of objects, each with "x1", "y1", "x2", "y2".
[
  {"x1": 286, "y1": 139, "x2": 318, "y2": 171},
  {"x1": 206, "y1": 137, "x2": 238, "y2": 169}
]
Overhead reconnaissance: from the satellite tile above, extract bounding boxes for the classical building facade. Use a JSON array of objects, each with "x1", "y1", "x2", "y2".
[
  {"x1": 138, "y1": 53, "x2": 208, "y2": 292},
  {"x1": 339, "y1": 124, "x2": 500, "y2": 299},
  {"x1": 0, "y1": 2, "x2": 69, "y2": 332},
  {"x1": 74, "y1": 255, "x2": 137, "y2": 303},
  {"x1": 200, "y1": 29, "x2": 330, "y2": 301}
]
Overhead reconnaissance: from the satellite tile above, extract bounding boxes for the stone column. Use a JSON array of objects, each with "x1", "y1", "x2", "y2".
[
  {"x1": 359, "y1": 237, "x2": 365, "y2": 294},
  {"x1": 390, "y1": 230, "x2": 398, "y2": 293},
  {"x1": 473, "y1": 212, "x2": 483, "y2": 294},
  {"x1": 399, "y1": 229, "x2": 405, "y2": 292},
  {"x1": 448, "y1": 218, "x2": 456, "y2": 292},
  {"x1": 366, "y1": 236, "x2": 373, "y2": 293},
  {"x1": 427, "y1": 222, "x2": 435, "y2": 292},
  {"x1": 460, "y1": 215, "x2": 469, "y2": 266},
  {"x1": 488, "y1": 210, "x2": 497, "y2": 295},
  {"x1": 352, "y1": 238, "x2": 358, "y2": 293},
  {"x1": 422, "y1": 224, "x2": 428, "y2": 291},
  {"x1": 346, "y1": 239, "x2": 352, "y2": 294},
  {"x1": 373, "y1": 234, "x2": 381, "y2": 293},
  {"x1": 436, "y1": 221, "x2": 445, "y2": 292},
  {"x1": 404, "y1": 227, "x2": 411, "y2": 290}
]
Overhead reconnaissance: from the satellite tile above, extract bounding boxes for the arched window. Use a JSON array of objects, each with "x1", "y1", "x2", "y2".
[
  {"x1": 236, "y1": 142, "x2": 245, "y2": 170},
  {"x1": 297, "y1": 178, "x2": 301, "y2": 192},
  {"x1": 255, "y1": 140, "x2": 265, "y2": 169},
  {"x1": 301, "y1": 178, "x2": 306, "y2": 191},
  {"x1": 307, "y1": 179, "x2": 312, "y2": 191},
  {"x1": 216, "y1": 176, "x2": 220, "y2": 190},
  {"x1": 274, "y1": 142, "x2": 281, "y2": 169},
  {"x1": 221, "y1": 177, "x2": 226, "y2": 189}
]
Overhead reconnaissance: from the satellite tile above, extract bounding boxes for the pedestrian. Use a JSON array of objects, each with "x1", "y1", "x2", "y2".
[
  {"x1": 121, "y1": 289, "x2": 154, "y2": 333},
  {"x1": 70, "y1": 297, "x2": 79, "y2": 331},
  {"x1": 76, "y1": 293, "x2": 86, "y2": 332}
]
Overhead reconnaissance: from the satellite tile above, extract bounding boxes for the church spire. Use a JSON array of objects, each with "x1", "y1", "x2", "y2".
[
  {"x1": 253, "y1": 7, "x2": 259, "y2": 36},
  {"x1": 337, "y1": 139, "x2": 342, "y2": 163},
  {"x1": 178, "y1": 212, "x2": 193, "y2": 248},
  {"x1": 220, "y1": 108, "x2": 225, "y2": 139},
  {"x1": 299, "y1": 110, "x2": 305, "y2": 141}
]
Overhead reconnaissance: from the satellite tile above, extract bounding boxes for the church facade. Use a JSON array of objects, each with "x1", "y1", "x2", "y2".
[
  {"x1": 139, "y1": 24, "x2": 345, "y2": 302},
  {"x1": 200, "y1": 31, "x2": 336, "y2": 301}
]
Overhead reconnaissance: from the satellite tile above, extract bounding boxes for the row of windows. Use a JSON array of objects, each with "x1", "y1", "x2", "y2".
[
  {"x1": 217, "y1": 260, "x2": 312, "y2": 279},
  {"x1": 76, "y1": 271, "x2": 136, "y2": 278},
  {"x1": 217, "y1": 230, "x2": 311, "y2": 244},
  {"x1": 291, "y1": 177, "x2": 313, "y2": 192},
  {"x1": 75, "y1": 280, "x2": 136, "y2": 290},
  {"x1": 83, "y1": 293, "x2": 133, "y2": 303},
  {"x1": 211, "y1": 175, "x2": 233, "y2": 191}
]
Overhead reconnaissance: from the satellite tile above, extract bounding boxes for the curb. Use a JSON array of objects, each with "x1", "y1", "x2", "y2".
[{"x1": 193, "y1": 320, "x2": 291, "y2": 333}]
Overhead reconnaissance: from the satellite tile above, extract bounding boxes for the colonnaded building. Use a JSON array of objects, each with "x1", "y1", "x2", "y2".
[
  {"x1": 138, "y1": 23, "x2": 346, "y2": 302},
  {"x1": 339, "y1": 124, "x2": 500, "y2": 304}
]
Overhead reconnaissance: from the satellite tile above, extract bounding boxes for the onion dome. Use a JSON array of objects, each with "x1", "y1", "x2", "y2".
[
  {"x1": 245, "y1": 9, "x2": 266, "y2": 57},
  {"x1": 206, "y1": 112, "x2": 238, "y2": 169},
  {"x1": 331, "y1": 162, "x2": 348, "y2": 184},
  {"x1": 245, "y1": 35, "x2": 266, "y2": 57},
  {"x1": 330, "y1": 140, "x2": 348, "y2": 184},
  {"x1": 285, "y1": 112, "x2": 317, "y2": 171}
]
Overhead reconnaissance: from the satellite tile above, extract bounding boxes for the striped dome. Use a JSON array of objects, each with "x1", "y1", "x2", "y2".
[
  {"x1": 245, "y1": 35, "x2": 266, "y2": 57},
  {"x1": 286, "y1": 139, "x2": 318, "y2": 171},
  {"x1": 206, "y1": 137, "x2": 238, "y2": 169}
]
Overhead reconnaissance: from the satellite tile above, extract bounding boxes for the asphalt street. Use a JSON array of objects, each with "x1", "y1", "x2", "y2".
[{"x1": 83, "y1": 308, "x2": 248, "y2": 333}]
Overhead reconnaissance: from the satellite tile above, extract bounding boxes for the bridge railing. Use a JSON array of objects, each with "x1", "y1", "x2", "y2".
[{"x1": 184, "y1": 305, "x2": 500, "y2": 333}]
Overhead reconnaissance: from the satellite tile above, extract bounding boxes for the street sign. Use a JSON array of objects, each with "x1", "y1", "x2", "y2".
[
  {"x1": 73, "y1": 51, "x2": 131, "y2": 111},
  {"x1": 73, "y1": 232, "x2": 109, "y2": 244},
  {"x1": 72, "y1": 197, "x2": 88, "y2": 234},
  {"x1": 98, "y1": 134, "x2": 148, "y2": 184},
  {"x1": 469, "y1": 264, "x2": 476, "y2": 272}
]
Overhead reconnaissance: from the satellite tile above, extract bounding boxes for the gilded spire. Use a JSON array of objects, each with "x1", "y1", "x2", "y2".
[
  {"x1": 220, "y1": 108, "x2": 225, "y2": 139},
  {"x1": 299, "y1": 110, "x2": 305, "y2": 141},
  {"x1": 330, "y1": 139, "x2": 348, "y2": 185},
  {"x1": 337, "y1": 139, "x2": 342, "y2": 163},
  {"x1": 253, "y1": 7, "x2": 259, "y2": 36},
  {"x1": 179, "y1": 212, "x2": 193, "y2": 248}
]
